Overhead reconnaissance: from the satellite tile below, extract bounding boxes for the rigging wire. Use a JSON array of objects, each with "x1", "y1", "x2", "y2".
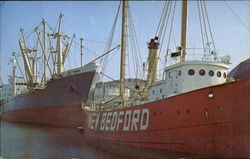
[
  {"x1": 24, "y1": 30, "x2": 35, "y2": 41},
  {"x1": 165, "y1": 1, "x2": 177, "y2": 65},
  {"x1": 159, "y1": 1, "x2": 172, "y2": 54},
  {"x1": 127, "y1": 7, "x2": 137, "y2": 79},
  {"x1": 45, "y1": 21, "x2": 53, "y2": 32},
  {"x1": 14, "y1": 15, "x2": 82, "y2": 86},
  {"x1": 197, "y1": 1, "x2": 206, "y2": 54},
  {"x1": 52, "y1": 15, "x2": 60, "y2": 34},
  {"x1": 84, "y1": 39, "x2": 116, "y2": 45},
  {"x1": 100, "y1": 1, "x2": 121, "y2": 76},
  {"x1": 197, "y1": 0, "x2": 217, "y2": 59},
  {"x1": 224, "y1": 1, "x2": 250, "y2": 32},
  {"x1": 127, "y1": 49, "x2": 131, "y2": 79},
  {"x1": 23, "y1": 21, "x2": 42, "y2": 40},
  {"x1": 155, "y1": 1, "x2": 170, "y2": 40},
  {"x1": 73, "y1": 39, "x2": 100, "y2": 57},
  {"x1": 155, "y1": 1, "x2": 167, "y2": 37},
  {"x1": 203, "y1": 1, "x2": 216, "y2": 51},
  {"x1": 127, "y1": 3, "x2": 143, "y2": 82},
  {"x1": 37, "y1": 26, "x2": 112, "y2": 62},
  {"x1": 83, "y1": 1, "x2": 121, "y2": 100},
  {"x1": 100, "y1": 72, "x2": 138, "y2": 93},
  {"x1": 47, "y1": 34, "x2": 56, "y2": 75},
  {"x1": 200, "y1": 1, "x2": 210, "y2": 52},
  {"x1": 172, "y1": 30, "x2": 177, "y2": 47},
  {"x1": 152, "y1": 1, "x2": 173, "y2": 80}
]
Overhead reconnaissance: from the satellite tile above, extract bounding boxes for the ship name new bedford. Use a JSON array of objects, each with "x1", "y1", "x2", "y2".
[{"x1": 88, "y1": 108, "x2": 150, "y2": 131}]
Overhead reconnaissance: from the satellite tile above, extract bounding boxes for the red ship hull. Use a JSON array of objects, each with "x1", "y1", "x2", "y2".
[
  {"x1": 83, "y1": 79, "x2": 250, "y2": 158},
  {"x1": 1, "y1": 70, "x2": 96, "y2": 128},
  {"x1": 1, "y1": 104, "x2": 84, "y2": 128}
]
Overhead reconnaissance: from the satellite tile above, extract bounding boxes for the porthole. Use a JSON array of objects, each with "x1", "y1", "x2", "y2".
[
  {"x1": 209, "y1": 70, "x2": 214, "y2": 77},
  {"x1": 199, "y1": 69, "x2": 206, "y2": 76},
  {"x1": 217, "y1": 71, "x2": 221, "y2": 78},
  {"x1": 223, "y1": 72, "x2": 227, "y2": 79},
  {"x1": 188, "y1": 69, "x2": 195, "y2": 76}
]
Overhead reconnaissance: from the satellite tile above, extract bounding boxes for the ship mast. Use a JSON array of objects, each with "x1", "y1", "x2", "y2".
[
  {"x1": 56, "y1": 13, "x2": 64, "y2": 74},
  {"x1": 120, "y1": 0, "x2": 128, "y2": 106},
  {"x1": 180, "y1": 0, "x2": 188, "y2": 62},
  {"x1": 42, "y1": 18, "x2": 47, "y2": 83},
  {"x1": 10, "y1": 54, "x2": 16, "y2": 96}
]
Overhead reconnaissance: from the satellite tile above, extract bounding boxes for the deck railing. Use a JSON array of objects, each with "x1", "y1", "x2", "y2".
[{"x1": 165, "y1": 48, "x2": 231, "y2": 66}]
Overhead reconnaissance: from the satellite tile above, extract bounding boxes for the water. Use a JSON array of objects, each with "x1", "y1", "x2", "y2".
[{"x1": 0, "y1": 121, "x2": 130, "y2": 159}]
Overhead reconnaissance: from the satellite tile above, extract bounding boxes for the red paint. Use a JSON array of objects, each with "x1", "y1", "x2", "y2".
[
  {"x1": 83, "y1": 79, "x2": 250, "y2": 158},
  {"x1": 1, "y1": 104, "x2": 85, "y2": 128}
]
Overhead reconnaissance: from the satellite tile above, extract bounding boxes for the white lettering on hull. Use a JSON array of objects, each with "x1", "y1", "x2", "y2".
[
  {"x1": 140, "y1": 109, "x2": 149, "y2": 130},
  {"x1": 100, "y1": 112, "x2": 107, "y2": 130},
  {"x1": 117, "y1": 111, "x2": 124, "y2": 131},
  {"x1": 110, "y1": 112, "x2": 117, "y2": 131},
  {"x1": 123, "y1": 110, "x2": 132, "y2": 131},
  {"x1": 105, "y1": 112, "x2": 113, "y2": 130},
  {"x1": 131, "y1": 109, "x2": 140, "y2": 130},
  {"x1": 88, "y1": 108, "x2": 150, "y2": 131}
]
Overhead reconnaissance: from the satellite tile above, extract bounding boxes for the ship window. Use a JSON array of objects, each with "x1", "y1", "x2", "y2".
[
  {"x1": 160, "y1": 88, "x2": 162, "y2": 93},
  {"x1": 178, "y1": 70, "x2": 181, "y2": 76},
  {"x1": 217, "y1": 71, "x2": 221, "y2": 78},
  {"x1": 188, "y1": 69, "x2": 195, "y2": 76},
  {"x1": 199, "y1": 69, "x2": 206, "y2": 76},
  {"x1": 223, "y1": 72, "x2": 227, "y2": 79},
  {"x1": 209, "y1": 70, "x2": 214, "y2": 77},
  {"x1": 152, "y1": 90, "x2": 155, "y2": 94}
]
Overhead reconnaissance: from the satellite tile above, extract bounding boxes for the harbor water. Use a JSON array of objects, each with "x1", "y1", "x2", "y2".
[{"x1": 0, "y1": 121, "x2": 130, "y2": 159}]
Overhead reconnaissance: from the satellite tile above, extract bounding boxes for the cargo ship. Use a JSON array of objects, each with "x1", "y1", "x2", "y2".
[
  {"x1": 1, "y1": 14, "x2": 100, "y2": 128},
  {"x1": 83, "y1": 1, "x2": 250, "y2": 158}
]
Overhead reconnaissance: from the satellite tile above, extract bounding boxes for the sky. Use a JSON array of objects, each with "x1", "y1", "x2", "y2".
[{"x1": 0, "y1": 1, "x2": 250, "y2": 84}]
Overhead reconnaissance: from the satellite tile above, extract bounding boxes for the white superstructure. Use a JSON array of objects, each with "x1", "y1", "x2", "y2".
[
  {"x1": 147, "y1": 61, "x2": 229, "y2": 102},
  {"x1": 0, "y1": 76, "x2": 28, "y2": 102}
]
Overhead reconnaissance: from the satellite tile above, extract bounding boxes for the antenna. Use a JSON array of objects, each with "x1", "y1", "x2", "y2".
[{"x1": 80, "y1": 38, "x2": 83, "y2": 67}]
